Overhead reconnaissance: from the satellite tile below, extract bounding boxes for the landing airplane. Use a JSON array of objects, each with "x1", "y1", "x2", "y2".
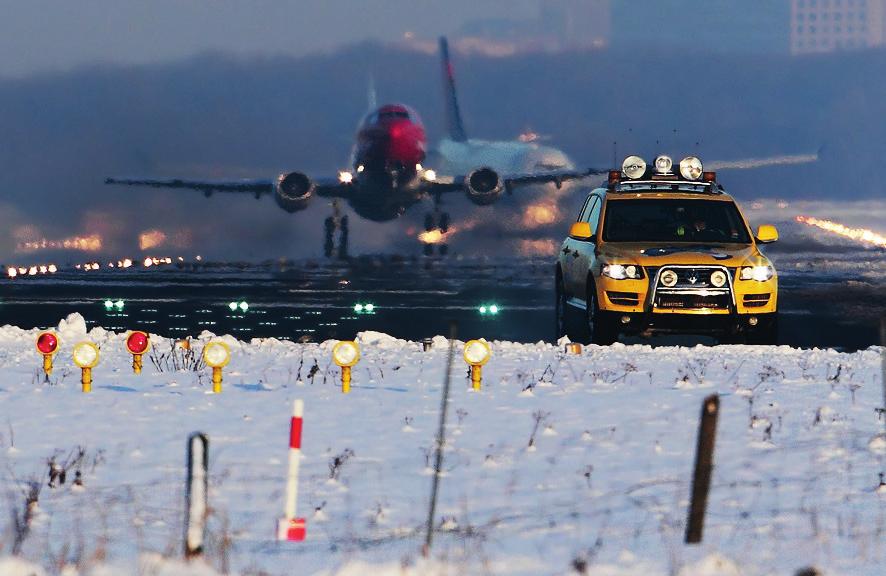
[{"x1": 106, "y1": 37, "x2": 601, "y2": 257}]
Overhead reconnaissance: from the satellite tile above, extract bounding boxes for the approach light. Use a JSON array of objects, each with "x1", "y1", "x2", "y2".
[
  {"x1": 126, "y1": 331, "x2": 150, "y2": 374},
  {"x1": 710, "y1": 270, "x2": 728, "y2": 288},
  {"x1": 338, "y1": 171, "x2": 354, "y2": 184},
  {"x1": 7, "y1": 267, "x2": 16, "y2": 279},
  {"x1": 654, "y1": 155, "x2": 673, "y2": 174},
  {"x1": 422, "y1": 169, "x2": 437, "y2": 182},
  {"x1": 144, "y1": 258, "x2": 153, "y2": 267},
  {"x1": 238, "y1": 301, "x2": 249, "y2": 312},
  {"x1": 48, "y1": 264, "x2": 57, "y2": 273},
  {"x1": 202, "y1": 341, "x2": 231, "y2": 393},
  {"x1": 36, "y1": 331, "x2": 60, "y2": 378},
  {"x1": 72, "y1": 341, "x2": 100, "y2": 393},
  {"x1": 622, "y1": 156, "x2": 646, "y2": 180},
  {"x1": 660, "y1": 270, "x2": 679, "y2": 287},
  {"x1": 679, "y1": 156, "x2": 704, "y2": 181},
  {"x1": 332, "y1": 340, "x2": 361, "y2": 394},
  {"x1": 463, "y1": 339, "x2": 491, "y2": 391}
]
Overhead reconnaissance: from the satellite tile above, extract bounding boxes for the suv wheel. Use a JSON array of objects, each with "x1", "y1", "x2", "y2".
[
  {"x1": 555, "y1": 271, "x2": 583, "y2": 341},
  {"x1": 587, "y1": 282, "x2": 617, "y2": 345}
]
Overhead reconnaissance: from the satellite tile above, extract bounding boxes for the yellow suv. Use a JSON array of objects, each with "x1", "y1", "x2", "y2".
[{"x1": 556, "y1": 154, "x2": 779, "y2": 345}]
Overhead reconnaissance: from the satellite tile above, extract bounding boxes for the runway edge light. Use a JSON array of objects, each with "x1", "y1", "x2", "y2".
[
  {"x1": 463, "y1": 339, "x2": 492, "y2": 391},
  {"x1": 126, "y1": 331, "x2": 150, "y2": 374},
  {"x1": 332, "y1": 340, "x2": 360, "y2": 394},
  {"x1": 72, "y1": 341, "x2": 100, "y2": 393},
  {"x1": 36, "y1": 331, "x2": 60, "y2": 378},
  {"x1": 202, "y1": 341, "x2": 231, "y2": 394}
]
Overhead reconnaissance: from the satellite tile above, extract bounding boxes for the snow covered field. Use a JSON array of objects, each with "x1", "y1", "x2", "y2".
[{"x1": 0, "y1": 314, "x2": 884, "y2": 575}]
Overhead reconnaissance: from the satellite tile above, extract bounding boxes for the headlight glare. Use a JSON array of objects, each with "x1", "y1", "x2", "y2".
[
  {"x1": 602, "y1": 264, "x2": 641, "y2": 280},
  {"x1": 740, "y1": 265, "x2": 774, "y2": 282}
]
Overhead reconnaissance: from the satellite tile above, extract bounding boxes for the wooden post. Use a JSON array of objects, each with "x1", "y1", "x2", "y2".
[
  {"x1": 184, "y1": 433, "x2": 209, "y2": 559},
  {"x1": 685, "y1": 394, "x2": 719, "y2": 544},
  {"x1": 422, "y1": 322, "x2": 457, "y2": 557}
]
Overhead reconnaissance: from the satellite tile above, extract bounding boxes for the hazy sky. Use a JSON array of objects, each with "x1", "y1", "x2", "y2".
[{"x1": 0, "y1": 0, "x2": 539, "y2": 77}]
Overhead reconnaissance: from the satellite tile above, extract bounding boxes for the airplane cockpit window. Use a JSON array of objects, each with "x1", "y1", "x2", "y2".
[{"x1": 378, "y1": 110, "x2": 410, "y2": 120}]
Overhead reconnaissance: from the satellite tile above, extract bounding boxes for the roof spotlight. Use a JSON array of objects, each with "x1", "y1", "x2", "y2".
[
  {"x1": 679, "y1": 156, "x2": 704, "y2": 181},
  {"x1": 622, "y1": 156, "x2": 646, "y2": 180},
  {"x1": 654, "y1": 155, "x2": 673, "y2": 174}
]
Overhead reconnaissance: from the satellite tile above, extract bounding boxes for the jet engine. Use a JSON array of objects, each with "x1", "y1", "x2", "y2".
[
  {"x1": 274, "y1": 172, "x2": 314, "y2": 213},
  {"x1": 465, "y1": 167, "x2": 503, "y2": 206}
]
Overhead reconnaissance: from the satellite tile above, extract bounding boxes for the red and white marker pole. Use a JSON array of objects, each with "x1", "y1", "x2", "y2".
[{"x1": 277, "y1": 399, "x2": 306, "y2": 541}]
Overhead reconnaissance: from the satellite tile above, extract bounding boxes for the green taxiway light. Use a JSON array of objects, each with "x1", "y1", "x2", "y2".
[
  {"x1": 478, "y1": 303, "x2": 500, "y2": 316},
  {"x1": 104, "y1": 300, "x2": 114, "y2": 310},
  {"x1": 114, "y1": 299, "x2": 125, "y2": 310},
  {"x1": 239, "y1": 301, "x2": 249, "y2": 312},
  {"x1": 354, "y1": 302, "x2": 376, "y2": 315},
  {"x1": 228, "y1": 302, "x2": 238, "y2": 312}
]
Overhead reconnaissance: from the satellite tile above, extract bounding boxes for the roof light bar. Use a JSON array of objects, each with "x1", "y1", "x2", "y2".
[
  {"x1": 679, "y1": 156, "x2": 704, "y2": 181},
  {"x1": 621, "y1": 156, "x2": 646, "y2": 180},
  {"x1": 654, "y1": 155, "x2": 673, "y2": 175}
]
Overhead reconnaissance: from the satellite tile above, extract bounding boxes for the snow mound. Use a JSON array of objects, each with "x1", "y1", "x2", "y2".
[
  {"x1": 356, "y1": 330, "x2": 409, "y2": 350},
  {"x1": 56, "y1": 312, "x2": 88, "y2": 341},
  {"x1": 678, "y1": 554, "x2": 742, "y2": 576},
  {"x1": 0, "y1": 556, "x2": 46, "y2": 576}
]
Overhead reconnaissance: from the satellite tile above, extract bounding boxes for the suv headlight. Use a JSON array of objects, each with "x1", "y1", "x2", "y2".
[
  {"x1": 602, "y1": 264, "x2": 642, "y2": 280},
  {"x1": 739, "y1": 264, "x2": 774, "y2": 282}
]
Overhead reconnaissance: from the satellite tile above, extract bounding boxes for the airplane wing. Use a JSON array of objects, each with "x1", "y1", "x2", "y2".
[
  {"x1": 426, "y1": 167, "x2": 608, "y2": 197},
  {"x1": 105, "y1": 174, "x2": 348, "y2": 198}
]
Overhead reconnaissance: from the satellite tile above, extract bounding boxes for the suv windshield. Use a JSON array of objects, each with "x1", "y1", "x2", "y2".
[{"x1": 602, "y1": 198, "x2": 751, "y2": 243}]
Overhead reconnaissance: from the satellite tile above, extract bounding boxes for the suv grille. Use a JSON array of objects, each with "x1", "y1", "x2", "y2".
[{"x1": 651, "y1": 265, "x2": 734, "y2": 311}]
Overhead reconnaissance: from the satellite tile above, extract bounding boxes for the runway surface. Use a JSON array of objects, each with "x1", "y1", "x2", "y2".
[{"x1": 1, "y1": 251, "x2": 883, "y2": 351}]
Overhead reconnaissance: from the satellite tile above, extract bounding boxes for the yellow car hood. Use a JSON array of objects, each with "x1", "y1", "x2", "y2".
[{"x1": 597, "y1": 243, "x2": 761, "y2": 267}]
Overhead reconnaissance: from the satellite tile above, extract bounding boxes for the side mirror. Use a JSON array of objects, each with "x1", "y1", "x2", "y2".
[
  {"x1": 755, "y1": 224, "x2": 778, "y2": 243},
  {"x1": 569, "y1": 222, "x2": 593, "y2": 241}
]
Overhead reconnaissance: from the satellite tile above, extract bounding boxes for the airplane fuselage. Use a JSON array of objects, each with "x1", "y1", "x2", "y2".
[{"x1": 342, "y1": 106, "x2": 577, "y2": 222}]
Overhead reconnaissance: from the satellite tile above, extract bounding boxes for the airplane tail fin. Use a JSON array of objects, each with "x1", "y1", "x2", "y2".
[{"x1": 439, "y1": 37, "x2": 467, "y2": 142}]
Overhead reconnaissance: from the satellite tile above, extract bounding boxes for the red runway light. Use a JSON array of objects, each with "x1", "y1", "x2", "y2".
[
  {"x1": 36, "y1": 332, "x2": 59, "y2": 355},
  {"x1": 126, "y1": 331, "x2": 149, "y2": 355}
]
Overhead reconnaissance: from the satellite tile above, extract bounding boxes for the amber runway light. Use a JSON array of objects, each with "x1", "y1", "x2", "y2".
[
  {"x1": 463, "y1": 339, "x2": 491, "y2": 391},
  {"x1": 72, "y1": 341, "x2": 100, "y2": 393},
  {"x1": 332, "y1": 341, "x2": 360, "y2": 394},
  {"x1": 202, "y1": 341, "x2": 231, "y2": 393}
]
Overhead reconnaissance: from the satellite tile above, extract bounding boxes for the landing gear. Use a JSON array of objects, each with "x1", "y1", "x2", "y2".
[
  {"x1": 324, "y1": 200, "x2": 349, "y2": 259},
  {"x1": 421, "y1": 205, "x2": 450, "y2": 256}
]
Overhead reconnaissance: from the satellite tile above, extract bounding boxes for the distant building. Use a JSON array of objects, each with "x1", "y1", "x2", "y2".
[{"x1": 791, "y1": 0, "x2": 886, "y2": 54}]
